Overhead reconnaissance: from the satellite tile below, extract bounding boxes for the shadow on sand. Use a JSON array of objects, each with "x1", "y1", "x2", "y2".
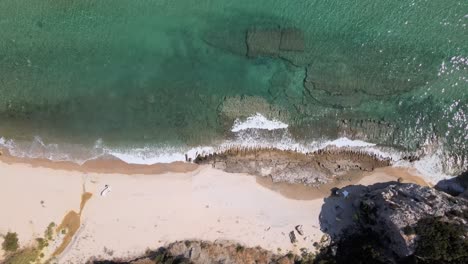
[{"x1": 318, "y1": 181, "x2": 396, "y2": 240}]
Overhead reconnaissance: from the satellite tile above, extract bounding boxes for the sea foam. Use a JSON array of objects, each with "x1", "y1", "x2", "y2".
[
  {"x1": 0, "y1": 113, "x2": 457, "y2": 184},
  {"x1": 231, "y1": 113, "x2": 288, "y2": 132}
]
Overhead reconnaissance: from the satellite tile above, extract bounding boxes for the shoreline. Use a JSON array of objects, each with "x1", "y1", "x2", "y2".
[
  {"x1": 0, "y1": 148, "x2": 198, "y2": 175},
  {"x1": 0, "y1": 153, "x2": 430, "y2": 263},
  {"x1": 1, "y1": 133, "x2": 460, "y2": 185},
  {"x1": 0, "y1": 145, "x2": 434, "y2": 191},
  {"x1": 0, "y1": 148, "x2": 431, "y2": 200}
]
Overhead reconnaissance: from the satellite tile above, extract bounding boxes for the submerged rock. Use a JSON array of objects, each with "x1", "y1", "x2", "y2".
[
  {"x1": 246, "y1": 28, "x2": 282, "y2": 57},
  {"x1": 279, "y1": 28, "x2": 305, "y2": 52},
  {"x1": 218, "y1": 95, "x2": 288, "y2": 122},
  {"x1": 246, "y1": 27, "x2": 305, "y2": 58}
]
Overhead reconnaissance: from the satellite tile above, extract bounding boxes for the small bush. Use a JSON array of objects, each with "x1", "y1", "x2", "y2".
[
  {"x1": 236, "y1": 244, "x2": 244, "y2": 252},
  {"x1": 45, "y1": 222, "x2": 55, "y2": 240},
  {"x1": 2, "y1": 232, "x2": 19, "y2": 252},
  {"x1": 35, "y1": 238, "x2": 46, "y2": 250},
  {"x1": 414, "y1": 217, "x2": 468, "y2": 263},
  {"x1": 299, "y1": 248, "x2": 315, "y2": 263},
  {"x1": 2, "y1": 248, "x2": 39, "y2": 264}
]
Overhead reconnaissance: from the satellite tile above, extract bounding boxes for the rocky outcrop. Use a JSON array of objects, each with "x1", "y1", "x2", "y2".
[
  {"x1": 91, "y1": 241, "x2": 296, "y2": 264},
  {"x1": 319, "y1": 183, "x2": 468, "y2": 262},
  {"x1": 436, "y1": 170, "x2": 468, "y2": 198},
  {"x1": 357, "y1": 184, "x2": 468, "y2": 258},
  {"x1": 194, "y1": 148, "x2": 391, "y2": 186}
]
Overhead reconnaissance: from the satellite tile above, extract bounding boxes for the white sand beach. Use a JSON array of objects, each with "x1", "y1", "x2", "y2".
[{"x1": 0, "y1": 156, "x2": 429, "y2": 263}]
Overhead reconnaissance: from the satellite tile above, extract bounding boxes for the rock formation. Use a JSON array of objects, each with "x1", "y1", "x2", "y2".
[
  {"x1": 194, "y1": 147, "x2": 391, "y2": 186},
  {"x1": 279, "y1": 28, "x2": 305, "y2": 52},
  {"x1": 91, "y1": 241, "x2": 297, "y2": 264},
  {"x1": 246, "y1": 27, "x2": 305, "y2": 58},
  {"x1": 318, "y1": 183, "x2": 468, "y2": 263},
  {"x1": 436, "y1": 170, "x2": 468, "y2": 198},
  {"x1": 246, "y1": 28, "x2": 282, "y2": 57},
  {"x1": 358, "y1": 184, "x2": 467, "y2": 257}
]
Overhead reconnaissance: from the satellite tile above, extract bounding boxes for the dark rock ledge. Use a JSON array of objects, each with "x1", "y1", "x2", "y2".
[{"x1": 317, "y1": 183, "x2": 468, "y2": 263}]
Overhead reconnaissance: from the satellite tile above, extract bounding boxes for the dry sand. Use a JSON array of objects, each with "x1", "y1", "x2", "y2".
[{"x1": 0, "y1": 155, "x2": 429, "y2": 263}]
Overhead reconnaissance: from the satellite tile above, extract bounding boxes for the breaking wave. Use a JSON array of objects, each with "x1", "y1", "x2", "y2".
[
  {"x1": 231, "y1": 113, "x2": 288, "y2": 132},
  {"x1": 0, "y1": 113, "x2": 458, "y2": 184}
]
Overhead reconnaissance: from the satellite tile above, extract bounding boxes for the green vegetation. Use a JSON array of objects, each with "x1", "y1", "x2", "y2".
[
  {"x1": 146, "y1": 248, "x2": 191, "y2": 264},
  {"x1": 35, "y1": 237, "x2": 49, "y2": 250},
  {"x1": 2, "y1": 232, "x2": 19, "y2": 252},
  {"x1": 2, "y1": 236, "x2": 50, "y2": 264},
  {"x1": 45, "y1": 222, "x2": 55, "y2": 240},
  {"x1": 235, "y1": 244, "x2": 244, "y2": 252},
  {"x1": 3, "y1": 248, "x2": 39, "y2": 264},
  {"x1": 314, "y1": 215, "x2": 468, "y2": 264},
  {"x1": 2, "y1": 224, "x2": 58, "y2": 264},
  {"x1": 286, "y1": 251, "x2": 295, "y2": 260},
  {"x1": 414, "y1": 217, "x2": 468, "y2": 263},
  {"x1": 299, "y1": 248, "x2": 315, "y2": 264}
]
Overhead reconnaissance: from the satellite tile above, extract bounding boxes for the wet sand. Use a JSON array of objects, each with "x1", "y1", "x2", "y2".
[
  {"x1": 0, "y1": 148, "x2": 198, "y2": 175},
  {"x1": 256, "y1": 167, "x2": 430, "y2": 200}
]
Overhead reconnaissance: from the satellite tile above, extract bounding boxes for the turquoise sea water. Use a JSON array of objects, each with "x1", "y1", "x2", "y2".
[{"x1": 0, "y1": 1, "x2": 467, "y2": 172}]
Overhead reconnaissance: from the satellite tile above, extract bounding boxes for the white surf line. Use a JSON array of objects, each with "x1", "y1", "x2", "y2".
[
  {"x1": 231, "y1": 113, "x2": 288, "y2": 132},
  {"x1": 0, "y1": 111, "x2": 457, "y2": 184},
  {"x1": 319, "y1": 137, "x2": 376, "y2": 148}
]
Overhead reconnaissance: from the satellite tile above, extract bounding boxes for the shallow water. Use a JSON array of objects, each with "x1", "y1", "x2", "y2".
[{"x1": 0, "y1": 1, "x2": 466, "y2": 172}]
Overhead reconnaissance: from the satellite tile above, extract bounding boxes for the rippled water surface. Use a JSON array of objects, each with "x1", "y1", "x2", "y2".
[{"x1": 0, "y1": 0, "x2": 466, "y2": 171}]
